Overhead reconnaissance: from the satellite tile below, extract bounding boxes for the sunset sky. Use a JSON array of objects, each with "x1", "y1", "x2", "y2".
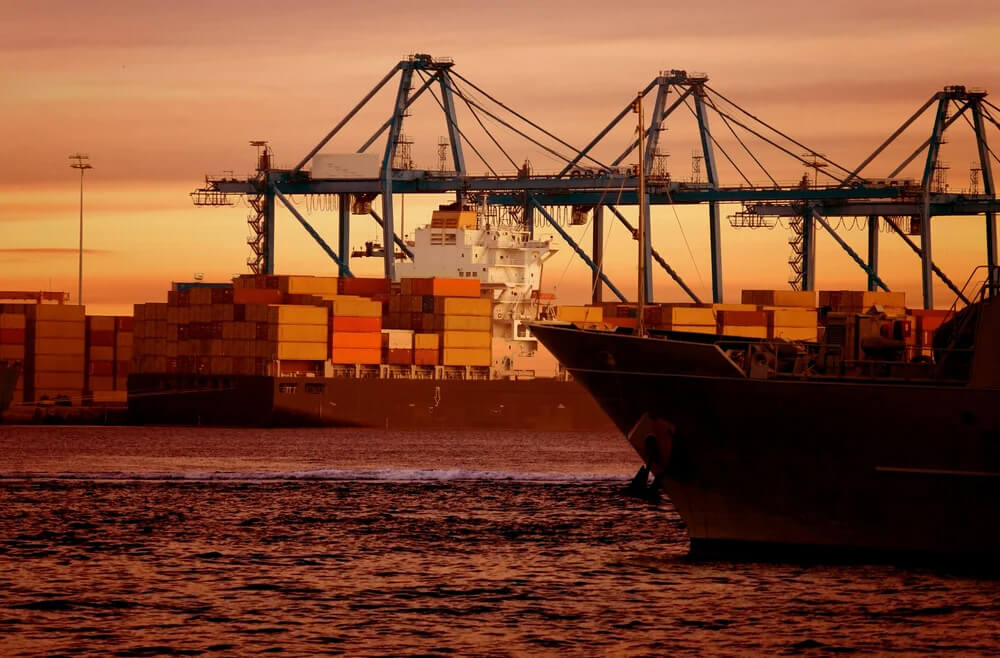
[{"x1": 3, "y1": 0, "x2": 999, "y2": 314}]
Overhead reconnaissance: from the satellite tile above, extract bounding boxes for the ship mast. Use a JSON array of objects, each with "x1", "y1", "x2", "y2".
[{"x1": 634, "y1": 93, "x2": 647, "y2": 337}]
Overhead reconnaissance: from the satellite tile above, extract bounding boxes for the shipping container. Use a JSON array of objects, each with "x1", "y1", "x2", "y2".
[
  {"x1": 741, "y1": 290, "x2": 817, "y2": 308},
  {"x1": 442, "y1": 347, "x2": 491, "y2": 366},
  {"x1": 556, "y1": 306, "x2": 603, "y2": 323}
]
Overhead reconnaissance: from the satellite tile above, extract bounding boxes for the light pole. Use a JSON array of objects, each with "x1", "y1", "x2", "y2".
[{"x1": 69, "y1": 153, "x2": 92, "y2": 306}]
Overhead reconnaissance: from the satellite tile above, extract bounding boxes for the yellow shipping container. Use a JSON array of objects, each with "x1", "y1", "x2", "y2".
[
  {"x1": 742, "y1": 290, "x2": 817, "y2": 308},
  {"x1": 711, "y1": 303, "x2": 758, "y2": 312},
  {"x1": 436, "y1": 315, "x2": 491, "y2": 331},
  {"x1": 268, "y1": 305, "x2": 328, "y2": 326},
  {"x1": 414, "y1": 333, "x2": 439, "y2": 350},
  {"x1": 34, "y1": 322, "x2": 85, "y2": 339},
  {"x1": 276, "y1": 324, "x2": 327, "y2": 342},
  {"x1": 765, "y1": 308, "x2": 818, "y2": 328},
  {"x1": 0, "y1": 313, "x2": 26, "y2": 329},
  {"x1": 442, "y1": 347, "x2": 491, "y2": 366},
  {"x1": 35, "y1": 355, "x2": 85, "y2": 372},
  {"x1": 28, "y1": 305, "x2": 85, "y2": 322},
  {"x1": 331, "y1": 297, "x2": 382, "y2": 318},
  {"x1": 33, "y1": 338, "x2": 85, "y2": 356},
  {"x1": 278, "y1": 275, "x2": 340, "y2": 295},
  {"x1": 434, "y1": 297, "x2": 491, "y2": 316},
  {"x1": 556, "y1": 306, "x2": 603, "y2": 323},
  {"x1": 719, "y1": 325, "x2": 767, "y2": 339},
  {"x1": 663, "y1": 307, "x2": 716, "y2": 326},
  {"x1": 276, "y1": 342, "x2": 328, "y2": 360},
  {"x1": 442, "y1": 331, "x2": 491, "y2": 349},
  {"x1": 771, "y1": 326, "x2": 819, "y2": 341},
  {"x1": 33, "y1": 371, "x2": 85, "y2": 388}
]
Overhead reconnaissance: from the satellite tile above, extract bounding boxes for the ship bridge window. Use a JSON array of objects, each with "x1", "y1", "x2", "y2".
[
  {"x1": 305, "y1": 383, "x2": 325, "y2": 394},
  {"x1": 279, "y1": 382, "x2": 297, "y2": 394}
]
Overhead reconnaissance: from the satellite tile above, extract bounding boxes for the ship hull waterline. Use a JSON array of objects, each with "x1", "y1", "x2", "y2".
[
  {"x1": 128, "y1": 373, "x2": 616, "y2": 431},
  {"x1": 530, "y1": 323, "x2": 1000, "y2": 559}
]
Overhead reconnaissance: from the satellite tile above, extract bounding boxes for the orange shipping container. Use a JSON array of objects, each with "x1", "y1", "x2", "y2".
[
  {"x1": 330, "y1": 332, "x2": 381, "y2": 349},
  {"x1": 715, "y1": 310, "x2": 768, "y2": 327},
  {"x1": 413, "y1": 349, "x2": 437, "y2": 365},
  {"x1": 338, "y1": 277, "x2": 390, "y2": 296},
  {"x1": 331, "y1": 347, "x2": 381, "y2": 365},
  {"x1": 35, "y1": 355, "x2": 85, "y2": 371},
  {"x1": 88, "y1": 376, "x2": 115, "y2": 391},
  {"x1": 0, "y1": 314, "x2": 26, "y2": 329},
  {"x1": 86, "y1": 316, "x2": 116, "y2": 331},
  {"x1": 384, "y1": 348, "x2": 413, "y2": 365},
  {"x1": 402, "y1": 277, "x2": 481, "y2": 298},
  {"x1": 33, "y1": 371, "x2": 85, "y2": 388},
  {"x1": 0, "y1": 345, "x2": 25, "y2": 360},
  {"x1": 89, "y1": 346, "x2": 115, "y2": 361},
  {"x1": 26, "y1": 305, "x2": 85, "y2": 322},
  {"x1": 233, "y1": 287, "x2": 284, "y2": 305}
]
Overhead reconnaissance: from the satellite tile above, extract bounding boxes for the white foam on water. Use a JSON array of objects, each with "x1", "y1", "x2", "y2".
[{"x1": 0, "y1": 468, "x2": 631, "y2": 483}]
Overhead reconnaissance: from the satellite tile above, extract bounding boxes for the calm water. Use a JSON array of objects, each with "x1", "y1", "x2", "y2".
[{"x1": 2, "y1": 427, "x2": 1000, "y2": 656}]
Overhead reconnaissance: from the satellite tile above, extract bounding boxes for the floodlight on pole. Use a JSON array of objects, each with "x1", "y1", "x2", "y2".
[{"x1": 69, "y1": 153, "x2": 92, "y2": 306}]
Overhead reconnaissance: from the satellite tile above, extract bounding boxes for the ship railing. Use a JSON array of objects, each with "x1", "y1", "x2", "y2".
[{"x1": 722, "y1": 338, "x2": 975, "y2": 384}]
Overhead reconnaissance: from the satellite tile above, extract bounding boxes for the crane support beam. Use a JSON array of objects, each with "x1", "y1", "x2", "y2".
[
  {"x1": 592, "y1": 205, "x2": 604, "y2": 304},
  {"x1": 607, "y1": 205, "x2": 702, "y2": 303},
  {"x1": 358, "y1": 71, "x2": 440, "y2": 153},
  {"x1": 842, "y1": 94, "x2": 939, "y2": 186},
  {"x1": 294, "y1": 63, "x2": 400, "y2": 172},
  {"x1": 694, "y1": 87, "x2": 723, "y2": 302},
  {"x1": 264, "y1": 192, "x2": 275, "y2": 275},
  {"x1": 439, "y1": 72, "x2": 467, "y2": 175},
  {"x1": 867, "y1": 215, "x2": 879, "y2": 292},
  {"x1": 530, "y1": 199, "x2": 627, "y2": 302},
  {"x1": 888, "y1": 101, "x2": 970, "y2": 179},
  {"x1": 612, "y1": 86, "x2": 694, "y2": 168},
  {"x1": 272, "y1": 186, "x2": 348, "y2": 271},
  {"x1": 882, "y1": 215, "x2": 968, "y2": 304},
  {"x1": 801, "y1": 208, "x2": 816, "y2": 291},
  {"x1": 338, "y1": 193, "x2": 352, "y2": 277},
  {"x1": 379, "y1": 66, "x2": 415, "y2": 279},
  {"x1": 367, "y1": 209, "x2": 414, "y2": 260},
  {"x1": 972, "y1": 100, "x2": 998, "y2": 283},
  {"x1": 559, "y1": 79, "x2": 659, "y2": 176},
  {"x1": 918, "y1": 97, "x2": 950, "y2": 308},
  {"x1": 810, "y1": 207, "x2": 889, "y2": 292}
]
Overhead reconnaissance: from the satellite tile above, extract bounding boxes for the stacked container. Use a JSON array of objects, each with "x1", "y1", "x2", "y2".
[
  {"x1": 555, "y1": 306, "x2": 603, "y2": 327},
  {"x1": 645, "y1": 305, "x2": 717, "y2": 333},
  {"x1": 85, "y1": 315, "x2": 134, "y2": 402},
  {"x1": 25, "y1": 304, "x2": 85, "y2": 402},
  {"x1": 133, "y1": 303, "x2": 168, "y2": 374},
  {"x1": 413, "y1": 333, "x2": 439, "y2": 365},
  {"x1": 382, "y1": 329, "x2": 414, "y2": 365},
  {"x1": 0, "y1": 312, "x2": 26, "y2": 403},
  {"x1": 819, "y1": 291, "x2": 906, "y2": 316},
  {"x1": 436, "y1": 296, "x2": 492, "y2": 366},
  {"x1": 329, "y1": 297, "x2": 382, "y2": 365}
]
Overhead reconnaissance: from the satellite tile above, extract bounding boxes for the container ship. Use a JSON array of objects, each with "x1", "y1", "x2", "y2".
[
  {"x1": 531, "y1": 273, "x2": 1000, "y2": 559},
  {"x1": 125, "y1": 203, "x2": 615, "y2": 429}
]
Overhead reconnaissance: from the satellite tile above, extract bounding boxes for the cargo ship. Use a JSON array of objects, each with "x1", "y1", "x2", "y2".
[
  {"x1": 126, "y1": 203, "x2": 616, "y2": 429},
  {"x1": 531, "y1": 271, "x2": 1000, "y2": 559}
]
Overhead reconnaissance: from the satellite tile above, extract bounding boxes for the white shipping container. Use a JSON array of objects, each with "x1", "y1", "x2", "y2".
[
  {"x1": 312, "y1": 153, "x2": 380, "y2": 179},
  {"x1": 381, "y1": 329, "x2": 414, "y2": 350}
]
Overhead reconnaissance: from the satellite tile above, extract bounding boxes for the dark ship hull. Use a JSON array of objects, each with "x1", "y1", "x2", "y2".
[
  {"x1": 0, "y1": 362, "x2": 19, "y2": 413},
  {"x1": 530, "y1": 319, "x2": 1000, "y2": 559},
  {"x1": 127, "y1": 373, "x2": 615, "y2": 430}
]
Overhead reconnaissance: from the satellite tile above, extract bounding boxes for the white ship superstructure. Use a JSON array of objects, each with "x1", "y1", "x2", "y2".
[{"x1": 395, "y1": 203, "x2": 560, "y2": 377}]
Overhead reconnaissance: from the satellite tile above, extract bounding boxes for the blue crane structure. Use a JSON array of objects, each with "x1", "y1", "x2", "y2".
[{"x1": 192, "y1": 54, "x2": 1000, "y2": 309}]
